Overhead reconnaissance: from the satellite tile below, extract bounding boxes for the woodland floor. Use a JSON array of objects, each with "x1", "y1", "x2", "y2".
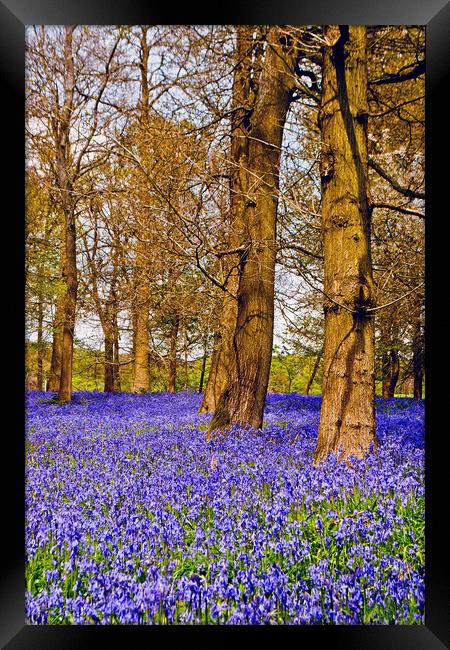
[{"x1": 25, "y1": 391, "x2": 424, "y2": 624}]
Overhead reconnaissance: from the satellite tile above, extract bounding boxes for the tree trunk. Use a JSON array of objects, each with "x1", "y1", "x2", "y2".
[
  {"x1": 58, "y1": 211, "x2": 77, "y2": 403},
  {"x1": 113, "y1": 310, "x2": 121, "y2": 392},
  {"x1": 382, "y1": 349, "x2": 400, "y2": 398},
  {"x1": 413, "y1": 366, "x2": 423, "y2": 400},
  {"x1": 48, "y1": 219, "x2": 65, "y2": 391},
  {"x1": 199, "y1": 331, "x2": 220, "y2": 410},
  {"x1": 131, "y1": 242, "x2": 150, "y2": 392},
  {"x1": 199, "y1": 286, "x2": 239, "y2": 412},
  {"x1": 36, "y1": 297, "x2": 44, "y2": 391},
  {"x1": 132, "y1": 293, "x2": 150, "y2": 392},
  {"x1": 210, "y1": 27, "x2": 299, "y2": 433},
  {"x1": 168, "y1": 315, "x2": 179, "y2": 393},
  {"x1": 132, "y1": 27, "x2": 152, "y2": 393},
  {"x1": 131, "y1": 308, "x2": 137, "y2": 371},
  {"x1": 58, "y1": 26, "x2": 77, "y2": 404},
  {"x1": 106, "y1": 282, "x2": 121, "y2": 394},
  {"x1": 48, "y1": 309, "x2": 63, "y2": 391},
  {"x1": 413, "y1": 320, "x2": 424, "y2": 399},
  {"x1": 314, "y1": 26, "x2": 377, "y2": 463},
  {"x1": 198, "y1": 334, "x2": 208, "y2": 394},
  {"x1": 198, "y1": 27, "x2": 256, "y2": 414},
  {"x1": 305, "y1": 348, "x2": 323, "y2": 395},
  {"x1": 104, "y1": 329, "x2": 115, "y2": 393},
  {"x1": 183, "y1": 341, "x2": 189, "y2": 389}
]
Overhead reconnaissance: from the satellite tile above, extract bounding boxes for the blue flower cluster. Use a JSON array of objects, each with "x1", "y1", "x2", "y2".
[{"x1": 25, "y1": 391, "x2": 424, "y2": 624}]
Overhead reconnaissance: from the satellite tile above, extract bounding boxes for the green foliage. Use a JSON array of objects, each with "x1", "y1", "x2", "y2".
[
  {"x1": 269, "y1": 347, "x2": 323, "y2": 394},
  {"x1": 27, "y1": 341, "x2": 421, "y2": 398},
  {"x1": 26, "y1": 341, "x2": 326, "y2": 395}
]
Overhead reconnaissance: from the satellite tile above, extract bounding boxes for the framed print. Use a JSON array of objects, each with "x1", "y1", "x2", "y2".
[{"x1": 1, "y1": 0, "x2": 449, "y2": 647}]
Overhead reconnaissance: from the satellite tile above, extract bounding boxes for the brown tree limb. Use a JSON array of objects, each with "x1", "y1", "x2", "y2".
[{"x1": 369, "y1": 158, "x2": 425, "y2": 200}]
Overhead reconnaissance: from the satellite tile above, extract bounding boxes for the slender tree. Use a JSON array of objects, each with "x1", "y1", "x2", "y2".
[
  {"x1": 209, "y1": 26, "x2": 301, "y2": 432},
  {"x1": 167, "y1": 315, "x2": 180, "y2": 392},
  {"x1": 131, "y1": 27, "x2": 153, "y2": 392},
  {"x1": 26, "y1": 25, "x2": 122, "y2": 401},
  {"x1": 56, "y1": 26, "x2": 78, "y2": 403},
  {"x1": 198, "y1": 332, "x2": 209, "y2": 393},
  {"x1": 412, "y1": 316, "x2": 424, "y2": 400},
  {"x1": 199, "y1": 26, "x2": 258, "y2": 413},
  {"x1": 305, "y1": 347, "x2": 323, "y2": 396},
  {"x1": 378, "y1": 307, "x2": 401, "y2": 398},
  {"x1": 382, "y1": 349, "x2": 400, "y2": 398},
  {"x1": 47, "y1": 293, "x2": 64, "y2": 390}
]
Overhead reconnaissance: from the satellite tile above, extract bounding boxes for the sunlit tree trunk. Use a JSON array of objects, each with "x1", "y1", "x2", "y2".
[
  {"x1": 36, "y1": 210, "x2": 52, "y2": 392},
  {"x1": 305, "y1": 348, "x2": 323, "y2": 395},
  {"x1": 168, "y1": 315, "x2": 179, "y2": 393},
  {"x1": 183, "y1": 326, "x2": 189, "y2": 389},
  {"x1": 199, "y1": 331, "x2": 220, "y2": 409},
  {"x1": 113, "y1": 309, "x2": 121, "y2": 392},
  {"x1": 48, "y1": 293, "x2": 64, "y2": 391},
  {"x1": 210, "y1": 27, "x2": 299, "y2": 432},
  {"x1": 200, "y1": 284, "x2": 239, "y2": 411},
  {"x1": 58, "y1": 199, "x2": 77, "y2": 403},
  {"x1": 199, "y1": 26, "x2": 255, "y2": 414},
  {"x1": 104, "y1": 327, "x2": 115, "y2": 393},
  {"x1": 58, "y1": 26, "x2": 78, "y2": 404},
  {"x1": 132, "y1": 27, "x2": 152, "y2": 393},
  {"x1": 103, "y1": 276, "x2": 120, "y2": 393},
  {"x1": 48, "y1": 178, "x2": 67, "y2": 393},
  {"x1": 382, "y1": 349, "x2": 400, "y2": 398},
  {"x1": 314, "y1": 26, "x2": 377, "y2": 463},
  {"x1": 36, "y1": 297, "x2": 44, "y2": 391},
  {"x1": 413, "y1": 319, "x2": 424, "y2": 399},
  {"x1": 198, "y1": 333, "x2": 209, "y2": 394},
  {"x1": 132, "y1": 286, "x2": 150, "y2": 392}
]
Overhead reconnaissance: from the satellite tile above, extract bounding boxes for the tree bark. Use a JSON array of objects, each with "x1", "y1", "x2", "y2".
[
  {"x1": 113, "y1": 309, "x2": 121, "y2": 392},
  {"x1": 199, "y1": 331, "x2": 220, "y2": 410},
  {"x1": 57, "y1": 26, "x2": 78, "y2": 404},
  {"x1": 199, "y1": 285, "x2": 239, "y2": 411},
  {"x1": 104, "y1": 329, "x2": 115, "y2": 393},
  {"x1": 48, "y1": 299, "x2": 64, "y2": 391},
  {"x1": 168, "y1": 315, "x2": 179, "y2": 393},
  {"x1": 36, "y1": 297, "x2": 44, "y2": 391},
  {"x1": 58, "y1": 207, "x2": 77, "y2": 403},
  {"x1": 132, "y1": 290, "x2": 150, "y2": 392},
  {"x1": 199, "y1": 27, "x2": 256, "y2": 414},
  {"x1": 198, "y1": 334, "x2": 209, "y2": 394},
  {"x1": 103, "y1": 279, "x2": 120, "y2": 393},
  {"x1": 305, "y1": 348, "x2": 323, "y2": 395},
  {"x1": 183, "y1": 328, "x2": 189, "y2": 389},
  {"x1": 132, "y1": 27, "x2": 152, "y2": 393},
  {"x1": 314, "y1": 26, "x2": 377, "y2": 463},
  {"x1": 413, "y1": 319, "x2": 424, "y2": 399},
  {"x1": 209, "y1": 27, "x2": 299, "y2": 433},
  {"x1": 48, "y1": 210, "x2": 66, "y2": 392},
  {"x1": 382, "y1": 349, "x2": 400, "y2": 398},
  {"x1": 83, "y1": 225, "x2": 122, "y2": 394}
]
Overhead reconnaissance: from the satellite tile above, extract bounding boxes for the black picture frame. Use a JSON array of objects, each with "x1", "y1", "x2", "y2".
[{"x1": 2, "y1": 0, "x2": 449, "y2": 647}]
